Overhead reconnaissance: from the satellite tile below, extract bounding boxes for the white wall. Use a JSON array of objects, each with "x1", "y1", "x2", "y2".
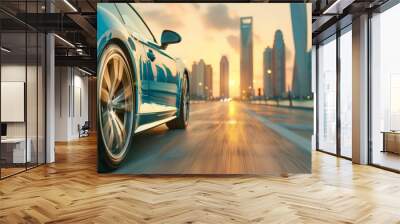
[
  {"x1": 1, "y1": 65, "x2": 26, "y2": 141},
  {"x1": 73, "y1": 73, "x2": 89, "y2": 137},
  {"x1": 1, "y1": 65, "x2": 32, "y2": 137},
  {"x1": 55, "y1": 67, "x2": 89, "y2": 141},
  {"x1": 55, "y1": 66, "x2": 70, "y2": 141}
]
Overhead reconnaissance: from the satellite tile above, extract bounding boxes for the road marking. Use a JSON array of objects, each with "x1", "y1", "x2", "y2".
[{"x1": 245, "y1": 108, "x2": 311, "y2": 153}]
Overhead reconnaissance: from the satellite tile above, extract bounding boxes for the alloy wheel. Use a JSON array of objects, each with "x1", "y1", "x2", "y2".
[{"x1": 99, "y1": 48, "x2": 134, "y2": 164}]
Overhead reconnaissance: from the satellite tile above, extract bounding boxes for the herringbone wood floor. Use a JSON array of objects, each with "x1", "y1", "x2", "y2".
[{"x1": 1, "y1": 135, "x2": 400, "y2": 223}]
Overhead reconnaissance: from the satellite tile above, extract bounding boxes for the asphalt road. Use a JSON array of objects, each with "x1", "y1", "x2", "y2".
[{"x1": 113, "y1": 101, "x2": 313, "y2": 175}]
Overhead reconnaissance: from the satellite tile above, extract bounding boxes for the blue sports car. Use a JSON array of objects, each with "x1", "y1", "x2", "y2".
[{"x1": 97, "y1": 3, "x2": 189, "y2": 169}]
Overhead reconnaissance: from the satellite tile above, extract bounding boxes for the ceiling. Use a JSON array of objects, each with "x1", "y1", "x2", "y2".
[{"x1": 0, "y1": 0, "x2": 394, "y2": 74}]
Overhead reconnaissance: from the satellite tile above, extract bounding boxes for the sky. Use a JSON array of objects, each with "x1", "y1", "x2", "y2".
[{"x1": 134, "y1": 3, "x2": 311, "y2": 97}]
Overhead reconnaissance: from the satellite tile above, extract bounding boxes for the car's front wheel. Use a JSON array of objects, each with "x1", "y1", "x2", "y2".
[
  {"x1": 98, "y1": 44, "x2": 135, "y2": 169},
  {"x1": 167, "y1": 74, "x2": 189, "y2": 129}
]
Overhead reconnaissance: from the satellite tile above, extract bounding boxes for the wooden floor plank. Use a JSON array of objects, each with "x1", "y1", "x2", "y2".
[{"x1": 0, "y1": 135, "x2": 399, "y2": 223}]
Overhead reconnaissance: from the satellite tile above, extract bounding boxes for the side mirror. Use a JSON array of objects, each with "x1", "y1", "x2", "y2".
[{"x1": 160, "y1": 30, "x2": 181, "y2": 50}]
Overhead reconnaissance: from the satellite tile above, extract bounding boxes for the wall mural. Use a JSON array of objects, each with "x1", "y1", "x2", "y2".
[{"x1": 97, "y1": 3, "x2": 313, "y2": 174}]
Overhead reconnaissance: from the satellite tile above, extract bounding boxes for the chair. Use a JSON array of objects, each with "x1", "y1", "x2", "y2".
[{"x1": 78, "y1": 121, "x2": 90, "y2": 138}]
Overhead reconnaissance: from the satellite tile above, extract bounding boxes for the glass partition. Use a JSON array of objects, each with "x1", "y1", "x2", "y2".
[
  {"x1": 317, "y1": 35, "x2": 337, "y2": 154},
  {"x1": 339, "y1": 27, "x2": 352, "y2": 158},
  {"x1": 371, "y1": 4, "x2": 400, "y2": 171},
  {"x1": 0, "y1": 0, "x2": 46, "y2": 179},
  {"x1": 1, "y1": 31, "x2": 27, "y2": 177}
]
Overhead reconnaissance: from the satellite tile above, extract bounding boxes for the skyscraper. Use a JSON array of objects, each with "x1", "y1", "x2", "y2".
[
  {"x1": 197, "y1": 59, "x2": 206, "y2": 98},
  {"x1": 220, "y1": 56, "x2": 229, "y2": 99},
  {"x1": 272, "y1": 30, "x2": 286, "y2": 98},
  {"x1": 205, "y1": 64, "x2": 213, "y2": 99},
  {"x1": 240, "y1": 17, "x2": 254, "y2": 99},
  {"x1": 190, "y1": 61, "x2": 198, "y2": 98},
  {"x1": 290, "y1": 4, "x2": 311, "y2": 99},
  {"x1": 263, "y1": 47, "x2": 273, "y2": 98}
]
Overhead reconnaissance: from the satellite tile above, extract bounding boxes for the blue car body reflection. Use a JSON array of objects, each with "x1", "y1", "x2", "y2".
[{"x1": 97, "y1": 3, "x2": 189, "y2": 170}]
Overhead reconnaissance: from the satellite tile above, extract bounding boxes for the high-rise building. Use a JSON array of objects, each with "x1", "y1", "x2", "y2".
[
  {"x1": 205, "y1": 64, "x2": 213, "y2": 99},
  {"x1": 240, "y1": 17, "x2": 254, "y2": 99},
  {"x1": 190, "y1": 61, "x2": 198, "y2": 98},
  {"x1": 290, "y1": 4, "x2": 312, "y2": 99},
  {"x1": 263, "y1": 47, "x2": 273, "y2": 98},
  {"x1": 220, "y1": 56, "x2": 229, "y2": 99},
  {"x1": 196, "y1": 59, "x2": 206, "y2": 98},
  {"x1": 272, "y1": 29, "x2": 286, "y2": 98}
]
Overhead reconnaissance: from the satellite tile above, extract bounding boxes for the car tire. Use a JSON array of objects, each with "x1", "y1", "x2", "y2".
[
  {"x1": 97, "y1": 43, "x2": 135, "y2": 170},
  {"x1": 166, "y1": 74, "x2": 189, "y2": 130}
]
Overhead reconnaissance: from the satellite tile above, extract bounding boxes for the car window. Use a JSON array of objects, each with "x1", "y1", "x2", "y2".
[
  {"x1": 100, "y1": 4, "x2": 122, "y2": 22},
  {"x1": 116, "y1": 4, "x2": 156, "y2": 43}
]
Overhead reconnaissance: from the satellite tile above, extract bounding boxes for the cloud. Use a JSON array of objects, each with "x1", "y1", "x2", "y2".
[
  {"x1": 141, "y1": 9, "x2": 184, "y2": 29},
  {"x1": 191, "y1": 3, "x2": 201, "y2": 10},
  {"x1": 254, "y1": 33, "x2": 262, "y2": 43},
  {"x1": 226, "y1": 35, "x2": 239, "y2": 53},
  {"x1": 203, "y1": 4, "x2": 238, "y2": 30}
]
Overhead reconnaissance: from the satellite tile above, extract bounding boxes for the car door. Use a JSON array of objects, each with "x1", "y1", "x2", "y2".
[
  {"x1": 143, "y1": 42, "x2": 178, "y2": 113},
  {"x1": 115, "y1": 4, "x2": 153, "y2": 114},
  {"x1": 116, "y1": 4, "x2": 178, "y2": 116}
]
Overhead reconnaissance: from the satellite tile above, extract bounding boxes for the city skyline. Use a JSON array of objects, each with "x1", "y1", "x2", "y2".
[
  {"x1": 134, "y1": 3, "x2": 312, "y2": 97},
  {"x1": 205, "y1": 64, "x2": 213, "y2": 98},
  {"x1": 240, "y1": 17, "x2": 254, "y2": 98},
  {"x1": 272, "y1": 29, "x2": 286, "y2": 98},
  {"x1": 220, "y1": 55, "x2": 229, "y2": 98},
  {"x1": 263, "y1": 47, "x2": 273, "y2": 98},
  {"x1": 190, "y1": 59, "x2": 214, "y2": 99},
  {"x1": 291, "y1": 4, "x2": 312, "y2": 99}
]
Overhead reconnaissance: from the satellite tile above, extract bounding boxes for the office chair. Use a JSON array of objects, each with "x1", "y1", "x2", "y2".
[{"x1": 79, "y1": 121, "x2": 90, "y2": 138}]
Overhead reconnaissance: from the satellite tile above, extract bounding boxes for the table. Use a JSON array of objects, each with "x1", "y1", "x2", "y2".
[
  {"x1": 382, "y1": 131, "x2": 400, "y2": 154},
  {"x1": 1, "y1": 138, "x2": 31, "y2": 164}
]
